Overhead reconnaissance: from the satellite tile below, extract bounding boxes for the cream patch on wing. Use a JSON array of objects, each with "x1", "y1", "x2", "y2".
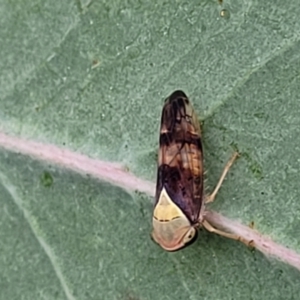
[
  {"x1": 152, "y1": 188, "x2": 191, "y2": 245},
  {"x1": 153, "y1": 188, "x2": 188, "y2": 221}
]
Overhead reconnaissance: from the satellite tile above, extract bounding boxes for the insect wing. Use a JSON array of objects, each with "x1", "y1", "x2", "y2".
[
  {"x1": 152, "y1": 90, "x2": 204, "y2": 251},
  {"x1": 156, "y1": 90, "x2": 203, "y2": 221}
]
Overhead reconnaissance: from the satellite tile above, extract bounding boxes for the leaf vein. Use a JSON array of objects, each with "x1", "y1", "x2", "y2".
[{"x1": 0, "y1": 171, "x2": 77, "y2": 300}]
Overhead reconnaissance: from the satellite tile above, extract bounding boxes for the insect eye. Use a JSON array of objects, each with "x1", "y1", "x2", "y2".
[{"x1": 182, "y1": 228, "x2": 196, "y2": 244}]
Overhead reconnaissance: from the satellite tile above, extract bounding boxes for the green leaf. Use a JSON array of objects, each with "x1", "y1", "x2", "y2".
[{"x1": 1, "y1": 0, "x2": 300, "y2": 299}]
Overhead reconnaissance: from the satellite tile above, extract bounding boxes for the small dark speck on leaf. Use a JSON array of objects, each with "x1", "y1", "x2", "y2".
[
  {"x1": 139, "y1": 202, "x2": 146, "y2": 218},
  {"x1": 241, "y1": 152, "x2": 264, "y2": 180},
  {"x1": 40, "y1": 171, "x2": 53, "y2": 187},
  {"x1": 249, "y1": 244, "x2": 256, "y2": 255},
  {"x1": 253, "y1": 112, "x2": 266, "y2": 119},
  {"x1": 123, "y1": 165, "x2": 130, "y2": 172},
  {"x1": 220, "y1": 9, "x2": 230, "y2": 19},
  {"x1": 249, "y1": 163, "x2": 263, "y2": 180},
  {"x1": 276, "y1": 269, "x2": 284, "y2": 279},
  {"x1": 229, "y1": 141, "x2": 240, "y2": 153},
  {"x1": 134, "y1": 189, "x2": 141, "y2": 196},
  {"x1": 91, "y1": 59, "x2": 100, "y2": 69},
  {"x1": 154, "y1": 151, "x2": 158, "y2": 160}
]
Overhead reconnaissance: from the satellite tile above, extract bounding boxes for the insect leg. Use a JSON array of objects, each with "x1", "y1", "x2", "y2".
[
  {"x1": 202, "y1": 220, "x2": 254, "y2": 247},
  {"x1": 205, "y1": 152, "x2": 239, "y2": 204}
]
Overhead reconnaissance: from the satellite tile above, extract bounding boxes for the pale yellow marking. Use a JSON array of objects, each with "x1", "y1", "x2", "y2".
[
  {"x1": 152, "y1": 188, "x2": 195, "y2": 250},
  {"x1": 153, "y1": 188, "x2": 188, "y2": 222}
]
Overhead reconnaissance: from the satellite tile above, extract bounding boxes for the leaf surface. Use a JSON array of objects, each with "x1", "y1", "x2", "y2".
[{"x1": 1, "y1": 1, "x2": 300, "y2": 299}]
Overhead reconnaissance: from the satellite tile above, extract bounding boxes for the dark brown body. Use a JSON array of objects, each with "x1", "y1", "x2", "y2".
[
  {"x1": 152, "y1": 91, "x2": 246, "y2": 251},
  {"x1": 155, "y1": 90, "x2": 204, "y2": 223}
]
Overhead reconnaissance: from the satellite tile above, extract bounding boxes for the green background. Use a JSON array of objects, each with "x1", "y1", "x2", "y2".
[{"x1": 1, "y1": 0, "x2": 300, "y2": 299}]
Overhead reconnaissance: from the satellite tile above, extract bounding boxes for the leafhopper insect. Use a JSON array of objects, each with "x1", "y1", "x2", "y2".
[{"x1": 151, "y1": 90, "x2": 249, "y2": 251}]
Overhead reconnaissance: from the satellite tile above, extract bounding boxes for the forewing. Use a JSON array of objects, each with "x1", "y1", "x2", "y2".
[{"x1": 155, "y1": 90, "x2": 203, "y2": 223}]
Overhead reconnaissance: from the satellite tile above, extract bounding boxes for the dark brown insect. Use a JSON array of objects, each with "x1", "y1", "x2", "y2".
[{"x1": 151, "y1": 90, "x2": 250, "y2": 251}]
